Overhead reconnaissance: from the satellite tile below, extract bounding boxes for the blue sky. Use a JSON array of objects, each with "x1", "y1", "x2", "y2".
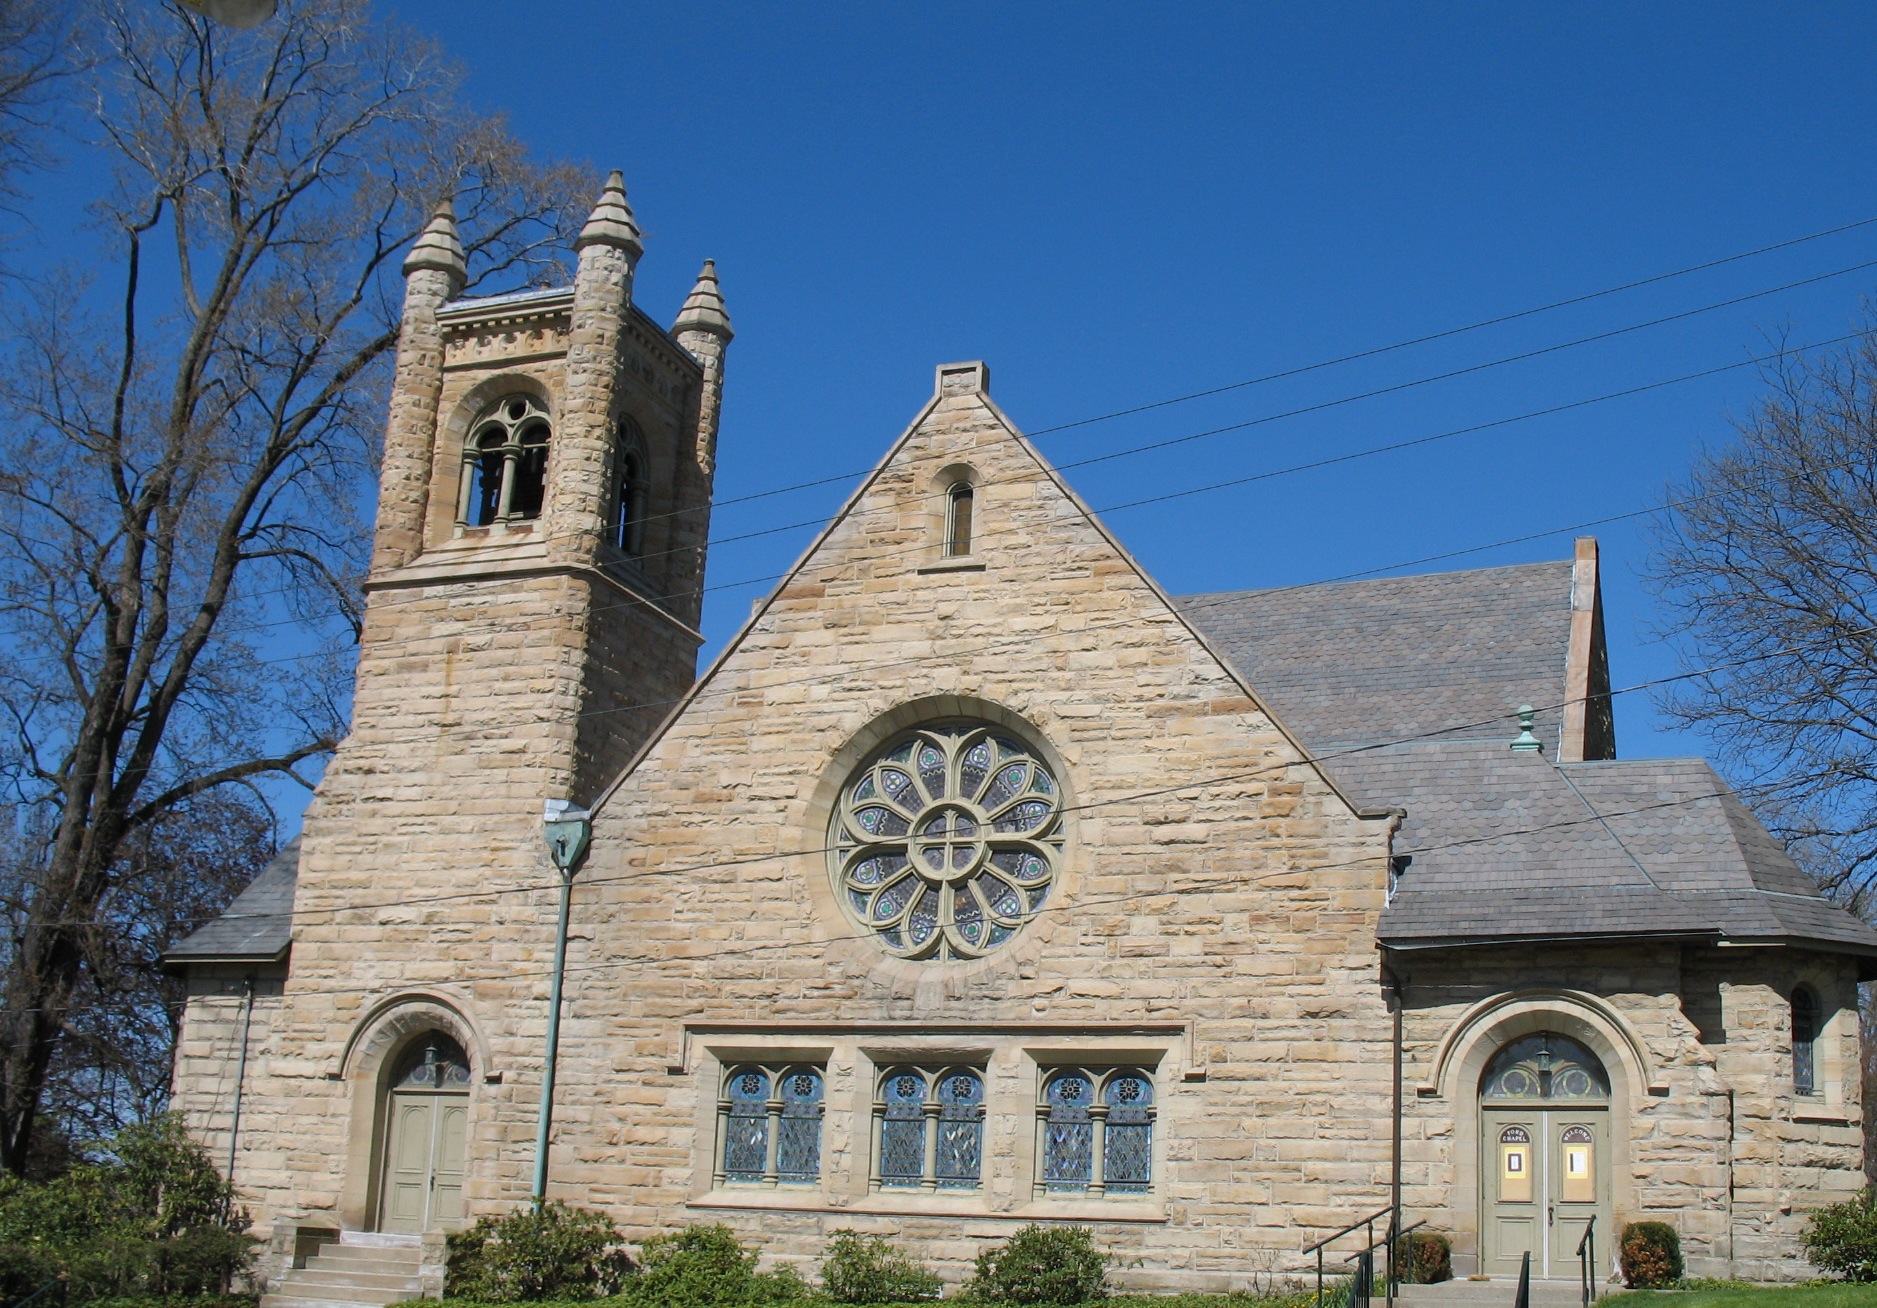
[
  {"x1": 36, "y1": 2, "x2": 1877, "y2": 830},
  {"x1": 373, "y1": 0, "x2": 1876, "y2": 762}
]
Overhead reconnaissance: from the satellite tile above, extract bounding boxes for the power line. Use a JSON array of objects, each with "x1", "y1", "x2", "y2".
[
  {"x1": 194, "y1": 622, "x2": 1877, "y2": 926},
  {"x1": 189, "y1": 323, "x2": 1872, "y2": 687},
  {"x1": 24, "y1": 245, "x2": 1876, "y2": 662}
]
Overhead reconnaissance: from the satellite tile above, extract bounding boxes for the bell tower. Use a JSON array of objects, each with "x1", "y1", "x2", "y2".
[
  {"x1": 352, "y1": 170, "x2": 730, "y2": 801},
  {"x1": 172, "y1": 172, "x2": 735, "y2": 1235}
]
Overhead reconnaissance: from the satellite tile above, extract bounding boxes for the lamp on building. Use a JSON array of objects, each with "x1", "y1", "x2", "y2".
[{"x1": 533, "y1": 799, "x2": 592, "y2": 1207}]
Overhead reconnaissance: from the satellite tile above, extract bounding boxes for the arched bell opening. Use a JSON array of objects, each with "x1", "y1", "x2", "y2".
[
  {"x1": 374, "y1": 1032, "x2": 473, "y2": 1233},
  {"x1": 1477, "y1": 1032, "x2": 1613, "y2": 1280}
]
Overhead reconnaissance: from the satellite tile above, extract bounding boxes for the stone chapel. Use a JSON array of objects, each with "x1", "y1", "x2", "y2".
[{"x1": 167, "y1": 174, "x2": 1877, "y2": 1296}]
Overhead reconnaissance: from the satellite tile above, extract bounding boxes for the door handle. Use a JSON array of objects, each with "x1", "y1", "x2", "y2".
[{"x1": 1547, "y1": 1203, "x2": 1554, "y2": 1227}]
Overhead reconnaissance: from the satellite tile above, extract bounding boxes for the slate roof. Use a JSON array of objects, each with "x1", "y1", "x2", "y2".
[
  {"x1": 1175, "y1": 559, "x2": 1579, "y2": 754},
  {"x1": 165, "y1": 837, "x2": 298, "y2": 964},
  {"x1": 1178, "y1": 560, "x2": 1877, "y2": 960}
]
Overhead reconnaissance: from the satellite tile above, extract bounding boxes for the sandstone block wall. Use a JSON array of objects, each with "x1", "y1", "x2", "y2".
[{"x1": 1397, "y1": 943, "x2": 1864, "y2": 1283}]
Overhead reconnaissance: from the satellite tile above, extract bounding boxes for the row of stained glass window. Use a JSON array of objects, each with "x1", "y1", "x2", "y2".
[{"x1": 715, "y1": 1064, "x2": 1155, "y2": 1196}]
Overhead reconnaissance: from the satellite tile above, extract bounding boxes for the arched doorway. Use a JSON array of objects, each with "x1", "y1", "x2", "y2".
[
  {"x1": 377, "y1": 1034, "x2": 471, "y2": 1233},
  {"x1": 1478, "y1": 1032, "x2": 1612, "y2": 1278}
]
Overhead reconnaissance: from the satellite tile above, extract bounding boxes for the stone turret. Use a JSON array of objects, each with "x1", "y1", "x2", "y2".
[
  {"x1": 546, "y1": 171, "x2": 644, "y2": 562},
  {"x1": 673, "y1": 259, "x2": 733, "y2": 477},
  {"x1": 371, "y1": 200, "x2": 465, "y2": 573}
]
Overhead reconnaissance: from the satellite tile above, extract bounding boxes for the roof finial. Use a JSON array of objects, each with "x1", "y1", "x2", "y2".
[
  {"x1": 403, "y1": 198, "x2": 465, "y2": 282},
  {"x1": 577, "y1": 169, "x2": 643, "y2": 257},
  {"x1": 672, "y1": 259, "x2": 733, "y2": 339},
  {"x1": 1510, "y1": 705, "x2": 1542, "y2": 753}
]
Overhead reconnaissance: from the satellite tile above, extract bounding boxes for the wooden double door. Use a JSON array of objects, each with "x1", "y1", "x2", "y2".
[
  {"x1": 1480, "y1": 1105, "x2": 1611, "y2": 1278},
  {"x1": 377, "y1": 1036, "x2": 471, "y2": 1233}
]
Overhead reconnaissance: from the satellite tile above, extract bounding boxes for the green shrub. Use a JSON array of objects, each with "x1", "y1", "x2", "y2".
[
  {"x1": 966, "y1": 1224, "x2": 1109, "y2": 1306},
  {"x1": 625, "y1": 1224, "x2": 806, "y2": 1308},
  {"x1": 1391, "y1": 1230, "x2": 1450, "y2": 1285},
  {"x1": 445, "y1": 1203, "x2": 633, "y2": 1302},
  {"x1": 0, "y1": 1114, "x2": 256, "y2": 1302},
  {"x1": 1804, "y1": 1187, "x2": 1877, "y2": 1281},
  {"x1": 1618, "y1": 1221, "x2": 1682, "y2": 1289},
  {"x1": 820, "y1": 1230, "x2": 941, "y2": 1304}
]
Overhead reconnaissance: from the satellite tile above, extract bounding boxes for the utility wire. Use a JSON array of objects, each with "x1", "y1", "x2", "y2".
[
  {"x1": 181, "y1": 323, "x2": 1872, "y2": 682},
  {"x1": 191, "y1": 622, "x2": 1877, "y2": 926}
]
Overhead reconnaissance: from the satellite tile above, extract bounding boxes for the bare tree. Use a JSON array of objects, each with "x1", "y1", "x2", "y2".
[
  {"x1": 0, "y1": 0, "x2": 584, "y2": 1172},
  {"x1": 0, "y1": 0, "x2": 69, "y2": 207},
  {"x1": 1650, "y1": 323, "x2": 1877, "y2": 905}
]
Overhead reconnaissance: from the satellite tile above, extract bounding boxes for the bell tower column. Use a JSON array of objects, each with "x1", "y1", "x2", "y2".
[
  {"x1": 545, "y1": 171, "x2": 643, "y2": 564},
  {"x1": 371, "y1": 201, "x2": 465, "y2": 573}
]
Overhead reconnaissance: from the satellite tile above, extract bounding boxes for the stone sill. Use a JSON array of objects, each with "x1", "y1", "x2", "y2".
[
  {"x1": 916, "y1": 559, "x2": 987, "y2": 575},
  {"x1": 1791, "y1": 1104, "x2": 1857, "y2": 1125},
  {"x1": 689, "y1": 1191, "x2": 1165, "y2": 1224}
]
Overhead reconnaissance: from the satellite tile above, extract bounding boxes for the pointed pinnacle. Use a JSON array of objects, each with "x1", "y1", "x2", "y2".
[
  {"x1": 577, "y1": 169, "x2": 644, "y2": 257},
  {"x1": 403, "y1": 198, "x2": 465, "y2": 281},
  {"x1": 672, "y1": 259, "x2": 733, "y2": 340}
]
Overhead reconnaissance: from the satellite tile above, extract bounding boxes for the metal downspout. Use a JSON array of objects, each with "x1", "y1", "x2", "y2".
[
  {"x1": 1385, "y1": 958, "x2": 1405, "y2": 1308},
  {"x1": 531, "y1": 866, "x2": 574, "y2": 1208},
  {"x1": 226, "y1": 973, "x2": 256, "y2": 1198}
]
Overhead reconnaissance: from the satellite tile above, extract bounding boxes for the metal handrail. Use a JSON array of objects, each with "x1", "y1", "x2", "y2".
[
  {"x1": 1513, "y1": 1250, "x2": 1531, "y2": 1308},
  {"x1": 1576, "y1": 1216, "x2": 1597, "y2": 1308},
  {"x1": 1308, "y1": 1205, "x2": 1408, "y2": 1308},
  {"x1": 1321, "y1": 1201, "x2": 1396, "y2": 1306},
  {"x1": 1305, "y1": 1205, "x2": 1396, "y2": 1255},
  {"x1": 10, "y1": 1276, "x2": 66, "y2": 1308}
]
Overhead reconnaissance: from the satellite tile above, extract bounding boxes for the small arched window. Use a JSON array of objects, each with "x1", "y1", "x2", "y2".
[
  {"x1": 944, "y1": 481, "x2": 974, "y2": 557},
  {"x1": 1792, "y1": 986, "x2": 1820, "y2": 1096},
  {"x1": 612, "y1": 417, "x2": 648, "y2": 557},
  {"x1": 458, "y1": 395, "x2": 550, "y2": 528}
]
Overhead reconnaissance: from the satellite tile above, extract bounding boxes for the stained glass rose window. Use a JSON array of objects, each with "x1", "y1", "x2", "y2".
[{"x1": 833, "y1": 722, "x2": 1062, "y2": 959}]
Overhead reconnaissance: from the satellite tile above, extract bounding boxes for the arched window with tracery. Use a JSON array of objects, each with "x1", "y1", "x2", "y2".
[
  {"x1": 1036, "y1": 1067, "x2": 1155, "y2": 1197},
  {"x1": 612, "y1": 416, "x2": 648, "y2": 557},
  {"x1": 1792, "y1": 986, "x2": 1821, "y2": 1096},
  {"x1": 714, "y1": 1063, "x2": 825, "y2": 1188},
  {"x1": 872, "y1": 1065, "x2": 985, "y2": 1191},
  {"x1": 459, "y1": 395, "x2": 550, "y2": 528}
]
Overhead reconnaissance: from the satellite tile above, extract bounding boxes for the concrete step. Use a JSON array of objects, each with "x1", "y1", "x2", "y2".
[
  {"x1": 261, "y1": 1283, "x2": 417, "y2": 1307},
  {"x1": 338, "y1": 1230, "x2": 422, "y2": 1249},
  {"x1": 1396, "y1": 1281, "x2": 1590, "y2": 1308},
  {"x1": 292, "y1": 1269, "x2": 423, "y2": 1292},
  {"x1": 307, "y1": 1248, "x2": 423, "y2": 1275}
]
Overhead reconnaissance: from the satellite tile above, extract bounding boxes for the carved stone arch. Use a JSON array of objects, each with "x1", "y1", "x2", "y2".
[
  {"x1": 442, "y1": 373, "x2": 555, "y2": 452},
  {"x1": 334, "y1": 989, "x2": 496, "y2": 1085},
  {"x1": 1425, "y1": 988, "x2": 1662, "y2": 1100}
]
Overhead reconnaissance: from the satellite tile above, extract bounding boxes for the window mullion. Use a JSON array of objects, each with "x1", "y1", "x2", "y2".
[
  {"x1": 495, "y1": 447, "x2": 520, "y2": 521},
  {"x1": 762, "y1": 1083, "x2": 782, "y2": 1187},
  {"x1": 921, "y1": 1096, "x2": 941, "y2": 1191}
]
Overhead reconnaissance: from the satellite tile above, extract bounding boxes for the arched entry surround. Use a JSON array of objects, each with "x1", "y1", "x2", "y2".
[
  {"x1": 331, "y1": 992, "x2": 494, "y2": 1231},
  {"x1": 1427, "y1": 991, "x2": 1658, "y2": 1277}
]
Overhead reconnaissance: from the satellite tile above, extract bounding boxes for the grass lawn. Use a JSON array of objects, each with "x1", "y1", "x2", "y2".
[{"x1": 1603, "y1": 1285, "x2": 1877, "y2": 1308}]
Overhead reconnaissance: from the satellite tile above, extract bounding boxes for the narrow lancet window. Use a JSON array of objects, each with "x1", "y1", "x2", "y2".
[
  {"x1": 944, "y1": 481, "x2": 974, "y2": 556},
  {"x1": 1793, "y1": 986, "x2": 1820, "y2": 1095},
  {"x1": 613, "y1": 418, "x2": 648, "y2": 556},
  {"x1": 458, "y1": 395, "x2": 551, "y2": 528}
]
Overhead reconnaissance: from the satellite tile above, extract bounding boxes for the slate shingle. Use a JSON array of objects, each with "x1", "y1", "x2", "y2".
[
  {"x1": 165, "y1": 837, "x2": 298, "y2": 962},
  {"x1": 1178, "y1": 561, "x2": 1877, "y2": 958}
]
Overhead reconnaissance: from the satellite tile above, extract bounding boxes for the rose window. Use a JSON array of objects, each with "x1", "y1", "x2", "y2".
[{"x1": 833, "y1": 723, "x2": 1062, "y2": 959}]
